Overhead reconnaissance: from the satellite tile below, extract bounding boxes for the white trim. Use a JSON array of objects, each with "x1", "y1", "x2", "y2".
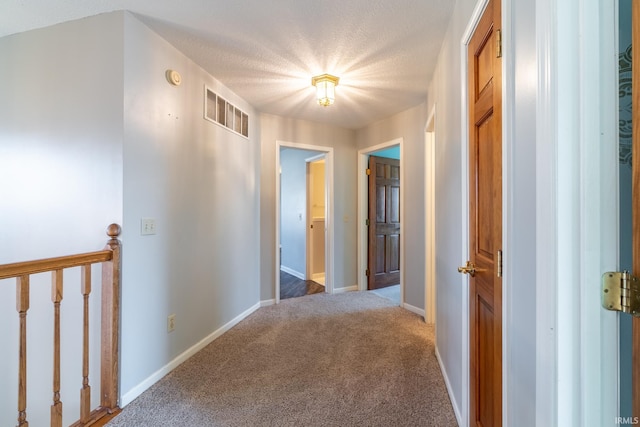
[
  {"x1": 425, "y1": 106, "x2": 437, "y2": 325},
  {"x1": 280, "y1": 265, "x2": 305, "y2": 280},
  {"x1": 501, "y1": 1, "x2": 512, "y2": 425},
  {"x1": 436, "y1": 347, "x2": 463, "y2": 426},
  {"x1": 459, "y1": 1, "x2": 489, "y2": 425},
  {"x1": 535, "y1": 0, "x2": 619, "y2": 425},
  {"x1": 357, "y1": 138, "x2": 404, "y2": 307},
  {"x1": 260, "y1": 299, "x2": 276, "y2": 307},
  {"x1": 305, "y1": 153, "x2": 326, "y2": 163},
  {"x1": 614, "y1": 0, "x2": 623, "y2": 418},
  {"x1": 120, "y1": 301, "x2": 261, "y2": 407},
  {"x1": 276, "y1": 140, "x2": 335, "y2": 304},
  {"x1": 402, "y1": 303, "x2": 425, "y2": 318},
  {"x1": 535, "y1": 0, "x2": 558, "y2": 424}
]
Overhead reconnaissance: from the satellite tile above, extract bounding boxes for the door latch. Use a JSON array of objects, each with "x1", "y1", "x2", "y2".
[
  {"x1": 458, "y1": 261, "x2": 478, "y2": 277},
  {"x1": 602, "y1": 271, "x2": 640, "y2": 316}
]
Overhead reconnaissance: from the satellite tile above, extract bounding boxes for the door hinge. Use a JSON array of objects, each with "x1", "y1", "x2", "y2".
[
  {"x1": 602, "y1": 271, "x2": 640, "y2": 316},
  {"x1": 366, "y1": 168, "x2": 371, "y2": 176},
  {"x1": 497, "y1": 250, "x2": 503, "y2": 278},
  {"x1": 365, "y1": 218, "x2": 370, "y2": 226},
  {"x1": 365, "y1": 269, "x2": 370, "y2": 277},
  {"x1": 496, "y1": 29, "x2": 502, "y2": 58}
]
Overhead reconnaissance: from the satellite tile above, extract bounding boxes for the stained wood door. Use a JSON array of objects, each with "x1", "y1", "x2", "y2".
[
  {"x1": 367, "y1": 155, "x2": 400, "y2": 290},
  {"x1": 466, "y1": 0, "x2": 502, "y2": 426}
]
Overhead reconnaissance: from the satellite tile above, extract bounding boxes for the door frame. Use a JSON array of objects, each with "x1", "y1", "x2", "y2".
[
  {"x1": 357, "y1": 138, "x2": 404, "y2": 306},
  {"x1": 425, "y1": 107, "x2": 437, "y2": 324},
  {"x1": 305, "y1": 153, "x2": 326, "y2": 284},
  {"x1": 275, "y1": 140, "x2": 335, "y2": 303},
  {"x1": 535, "y1": 0, "x2": 618, "y2": 425}
]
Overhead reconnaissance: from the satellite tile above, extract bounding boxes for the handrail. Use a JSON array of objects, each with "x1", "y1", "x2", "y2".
[
  {"x1": 4, "y1": 223, "x2": 122, "y2": 427},
  {"x1": 0, "y1": 250, "x2": 112, "y2": 280}
]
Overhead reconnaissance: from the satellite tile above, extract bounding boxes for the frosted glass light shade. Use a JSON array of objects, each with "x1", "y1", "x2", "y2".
[{"x1": 311, "y1": 74, "x2": 339, "y2": 107}]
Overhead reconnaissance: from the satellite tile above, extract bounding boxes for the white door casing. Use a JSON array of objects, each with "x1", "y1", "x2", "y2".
[
  {"x1": 275, "y1": 140, "x2": 335, "y2": 303},
  {"x1": 535, "y1": 0, "x2": 618, "y2": 425}
]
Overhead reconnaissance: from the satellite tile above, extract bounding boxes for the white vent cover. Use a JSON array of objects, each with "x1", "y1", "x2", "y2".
[{"x1": 204, "y1": 86, "x2": 249, "y2": 138}]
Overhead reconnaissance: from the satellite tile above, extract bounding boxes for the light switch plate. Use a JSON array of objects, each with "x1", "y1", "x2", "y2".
[{"x1": 141, "y1": 217, "x2": 157, "y2": 235}]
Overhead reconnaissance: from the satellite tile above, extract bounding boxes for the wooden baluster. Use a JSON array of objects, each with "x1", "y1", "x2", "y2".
[
  {"x1": 51, "y1": 270, "x2": 63, "y2": 427},
  {"x1": 80, "y1": 265, "x2": 91, "y2": 423},
  {"x1": 16, "y1": 275, "x2": 29, "y2": 427},
  {"x1": 101, "y1": 224, "x2": 121, "y2": 411}
]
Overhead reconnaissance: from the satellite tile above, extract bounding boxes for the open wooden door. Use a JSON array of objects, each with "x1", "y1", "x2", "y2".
[
  {"x1": 460, "y1": 0, "x2": 502, "y2": 425},
  {"x1": 367, "y1": 155, "x2": 400, "y2": 290}
]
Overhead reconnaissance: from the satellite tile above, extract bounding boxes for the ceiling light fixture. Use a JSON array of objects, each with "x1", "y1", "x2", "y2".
[{"x1": 311, "y1": 74, "x2": 340, "y2": 107}]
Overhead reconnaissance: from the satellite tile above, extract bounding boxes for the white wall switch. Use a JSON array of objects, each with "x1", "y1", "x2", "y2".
[{"x1": 141, "y1": 217, "x2": 157, "y2": 235}]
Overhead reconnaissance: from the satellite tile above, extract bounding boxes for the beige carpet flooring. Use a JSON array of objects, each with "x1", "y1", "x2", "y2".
[{"x1": 107, "y1": 291, "x2": 457, "y2": 426}]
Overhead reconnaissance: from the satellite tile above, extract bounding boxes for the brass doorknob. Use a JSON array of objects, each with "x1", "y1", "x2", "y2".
[{"x1": 458, "y1": 261, "x2": 477, "y2": 277}]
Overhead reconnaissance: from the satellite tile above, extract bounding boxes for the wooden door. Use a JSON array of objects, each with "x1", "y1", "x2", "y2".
[
  {"x1": 367, "y1": 155, "x2": 400, "y2": 290},
  {"x1": 466, "y1": 0, "x2": 502, "y2": 426}
]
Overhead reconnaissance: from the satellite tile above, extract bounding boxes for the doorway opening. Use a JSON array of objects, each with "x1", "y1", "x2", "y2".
[
  {"x1": 276, "y1": 141, "x2": 334, "y2": 303},
  {"x1": 357, "y1": 138, "x2": 403, "y2": 307},
  {"x1": 425, "y1": 107, "x2": 436, "y2": 324},
  {"x1": 306, "y1": 153, "x2": 327, "y2": 287}
]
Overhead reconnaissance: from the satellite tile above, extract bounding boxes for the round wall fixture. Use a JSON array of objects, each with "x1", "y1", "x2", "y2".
[{"x1": 166, "y1": 69, "x2": 182, "y2": 86}]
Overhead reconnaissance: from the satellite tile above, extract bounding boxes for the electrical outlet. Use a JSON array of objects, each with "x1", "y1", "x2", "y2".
[
  {"x1": 167, "y1": 314, "x2": 176, "y2": 333},
  {"x1": 141, "y1": 217, "x2": 157, "y2": 235}
]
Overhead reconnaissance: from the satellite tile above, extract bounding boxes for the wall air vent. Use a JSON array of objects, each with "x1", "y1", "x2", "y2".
[{"x1": 204, "y1": 86, "x2": 249, "y2": 138}]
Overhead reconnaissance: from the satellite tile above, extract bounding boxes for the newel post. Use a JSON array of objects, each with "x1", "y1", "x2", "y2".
[{"x1": 100, "y1": 223, "x2": 121, "y2": 411}]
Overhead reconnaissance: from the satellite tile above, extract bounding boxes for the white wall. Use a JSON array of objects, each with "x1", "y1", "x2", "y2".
[
  {"x1": 260, "y1": 114, "x2": 357, "y2": 300},
  {"x1": 0, "y1": 13, "x2": 124, "y2": 426},
  {"x1": 0, "y1": 12, "x2": 262, "y2": 423},
  {"x1": 121, "y1": 13, "x2": 260, "y2": 401},
  {"x1": 425, "y1": 1, "x2": 468, "y2": 414},
  {"x1": 503, "y1": 0, "x2": 537, "y2": 424},
  {"x1": 355, "y1": 104, "x2": 428, "y2": 308},
  {"x1": 310, "y1": 161, "x2": 326, "y2": 219},
  {"x1": 280, "y1": 148, "x2": 319, "y2": 276}
]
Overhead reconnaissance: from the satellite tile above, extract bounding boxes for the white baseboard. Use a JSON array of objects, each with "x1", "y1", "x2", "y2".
[
  {"x1": 120, "y1": 301, "x2": 261, "y2": 407},
  {"x1": 403, "y1": 303, "x2": 425, "y2": 318},
  {"x1": 435, "y1": 346, "x2": 463, "y2": 426},
  {"x1": 280, "y1": 265, "x2": 305, "y2": 280},
  {"x1": 334, "y1": 285, "x2": 358, "y2": 294},
  {"x1": 260, "y1": 299, "x2": 276, "y2": 307}
]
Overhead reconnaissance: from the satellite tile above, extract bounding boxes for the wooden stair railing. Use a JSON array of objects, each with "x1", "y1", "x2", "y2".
[{"x1": 1, "y1": 224, "x2": 122, "y2": 427}]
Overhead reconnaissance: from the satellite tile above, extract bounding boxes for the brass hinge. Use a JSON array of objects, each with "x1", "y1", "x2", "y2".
[
  {"x1": 496, "y1": 29, "x2": 502, "y2": 58},
  {"x1": 365, "y1": 269, "x2": 370, "y2": 277},
  {"x1": 602, "y1": 271, "x2": 640, "y2": 316},
  {"x1": 366, "y1": 218, "x2": 370, "y2": 226},
  {"x1": 366, "y1": 168, "x2": 371, "y2": 176},
  {"x1": 497, "y1": 250, "x2": 503, "y2": 278}
]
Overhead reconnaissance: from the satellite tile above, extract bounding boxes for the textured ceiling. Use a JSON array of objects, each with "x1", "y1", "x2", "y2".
[{"x1": 1, "y1": 0, "x2": 454, "y2": 130}]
